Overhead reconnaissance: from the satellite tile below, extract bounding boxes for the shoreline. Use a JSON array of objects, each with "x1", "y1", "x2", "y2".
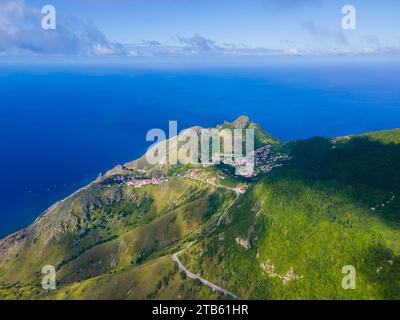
[{"x1": 0, "y1": 174, "x2": 104, "y2": 242}]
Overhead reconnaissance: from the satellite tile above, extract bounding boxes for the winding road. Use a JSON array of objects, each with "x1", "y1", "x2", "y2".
[
  {"x1": 171, "y1": 175, "x2": 243, "y2": 300},
  {"x1": 172, "y1": 241, "x2": 240, "y2": 300}
]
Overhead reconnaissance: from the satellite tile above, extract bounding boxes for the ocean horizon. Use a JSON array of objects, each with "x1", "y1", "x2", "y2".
[{"x1": 1, "y1": 62, "x2": 400, "y2": 238}]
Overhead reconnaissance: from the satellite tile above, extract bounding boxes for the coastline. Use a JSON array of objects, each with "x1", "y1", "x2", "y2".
[{"x1": 0, "y1": 173, "x2": 105, "y2": 242}]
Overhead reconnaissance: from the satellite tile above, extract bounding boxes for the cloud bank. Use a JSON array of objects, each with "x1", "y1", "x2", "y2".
[
  {"x1": 0, "y1": 0, "x2": 124, "y2": 56},
  {"x1": 0, "y1": 1, "x2": 398, "y2": 59}
]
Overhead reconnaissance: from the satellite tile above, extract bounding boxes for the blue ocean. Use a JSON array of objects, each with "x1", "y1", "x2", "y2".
[{"x1": 1, "y1": 61, "x2": 400, "y2": 238}]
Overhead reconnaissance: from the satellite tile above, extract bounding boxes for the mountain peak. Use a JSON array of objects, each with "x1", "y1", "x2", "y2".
[
  {"x1": 231, "y1": 115, "x2": 250, "y2": 129},
  {"x1": 217, "y1": 115, "x2": 279, "y2": 147}
]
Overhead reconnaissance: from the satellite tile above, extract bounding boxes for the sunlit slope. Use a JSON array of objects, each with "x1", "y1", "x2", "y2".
[
  {"x1": 0, "y1": 119, "x2": 399, "y2": 300},
  {"x1": 0, "y1": 177, "x2": 234, "y2": 299},
  {"x1": 179, "y1": 129, "x2": 400, "y2": 299},
  {"x1": 124, "y1": 115, "x2": 278, "y2": 173}
]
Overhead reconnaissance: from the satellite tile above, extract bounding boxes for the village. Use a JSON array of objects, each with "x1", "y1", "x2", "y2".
[
  {"x1": 100, "y1": 144, "x2": 291, "y2": 192},
  {"x1": 99, "y1": 171, "x2": 168, "y2": 189},
  {"x1": 126, "y1": 177, "x2": 168, "y2": 188},
  {"x1": 219, "y1": 145, "x2": 292, "y2": 178}
]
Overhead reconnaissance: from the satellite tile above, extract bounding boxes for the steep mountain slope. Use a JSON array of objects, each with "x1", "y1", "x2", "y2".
[
  {"x1": 123, "y1": 115, "x2": 278, "y2": 174},
  {"x1": 178, "y1": 129, "x2": 400, "y2": 299},
  {"x1": 0, "y1": 118, "x2": 399, "y2": 300}
]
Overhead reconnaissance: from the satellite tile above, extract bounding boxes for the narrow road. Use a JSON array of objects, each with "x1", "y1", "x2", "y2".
[
  {"x1": 183, "y1": 175, "x2": 242, "y2": 196},
  {"x1": 216, "y1": 192, "x2": 240, "y2": 227},
  {"x1": 172, "y1": 242, "x2": 240, "y2": 300},
  {"x1": 183, "y1": 175, "x2": 242, "y2": 227},
  {"x1": 171, "y1": 174, "x2": 244, "y2": 300}
]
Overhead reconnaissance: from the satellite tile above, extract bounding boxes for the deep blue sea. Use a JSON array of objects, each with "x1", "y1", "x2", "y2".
[{"x1": 1, "y1": 61, "x2": 400, "y2": 237}]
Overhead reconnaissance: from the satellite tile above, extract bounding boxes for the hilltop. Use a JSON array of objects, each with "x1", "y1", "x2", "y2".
[{"x1": 0, "y1": 117, "x2": 399, "y2": 300}]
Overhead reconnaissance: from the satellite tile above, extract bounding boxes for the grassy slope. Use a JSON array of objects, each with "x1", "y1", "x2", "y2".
[
  {"x1": 45, "y1": 255, "x2": 222, "y2": 300},
  {"x1": 1, "y1": 127, "x2": 399, "y2": 300},
  {"x1": 180, "y1": 129, "x2": 400, "y2": 299},
  {"x1": 0, "y1": 177, "x2": 235, "y2": 299}
]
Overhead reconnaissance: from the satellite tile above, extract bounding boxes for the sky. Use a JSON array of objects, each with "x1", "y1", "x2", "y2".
[{"x1": 1, "y1": 0, "x2": 400, "y2": 59}]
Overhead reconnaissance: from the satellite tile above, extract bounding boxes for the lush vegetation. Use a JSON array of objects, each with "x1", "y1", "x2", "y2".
[
  {"x1": 0, "y1": 118, "x2": 399, "y2": 300},
  {"x1": 180, "y1": 129, "x2": 400, "y2": 299}
]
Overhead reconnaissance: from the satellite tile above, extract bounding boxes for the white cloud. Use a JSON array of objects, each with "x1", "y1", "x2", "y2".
[
  {"x1": 0, "y1": 0, "x2": 125, "y2": 56},
  {"x1": 0, "y1": 1, "x2": 397, "y2": 59},
  {"x1": 302, "y1": 20, "x2": 348, "y2": 46}
]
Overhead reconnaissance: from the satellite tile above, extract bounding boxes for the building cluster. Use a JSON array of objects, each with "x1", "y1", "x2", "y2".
[
  {"x1": 126, "y1": 177, "x2": 168, "y2": 188},
  {"x1": 197, "y1": 145, "x2": 291, "y2": 178},
  {"x1": 260, "y1": 163, "x2": 283, "y2": 174},
  {"x1": 224, "y1": 145, "x2": 292, "y2": 178},
  {"x1": 253, "y1": 145, "x2": 272, "y2": 166}
]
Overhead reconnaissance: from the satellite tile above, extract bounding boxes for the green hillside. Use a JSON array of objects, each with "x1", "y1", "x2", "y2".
[
  {"x1": 179, "y1": 129, "x2": 400, "y2": 299},
  {"x1": 0, "y1": 117, "x2": 399, "y2": 300}
]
